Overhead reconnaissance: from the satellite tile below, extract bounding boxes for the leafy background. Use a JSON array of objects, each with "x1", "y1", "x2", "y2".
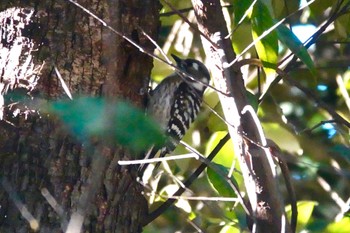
[
  {"x1": 141, "y1": 0, "x2": 350, "y2": 232},
  {"x1": 42, "y1": 0, "x2": 350, "y2": 232}
]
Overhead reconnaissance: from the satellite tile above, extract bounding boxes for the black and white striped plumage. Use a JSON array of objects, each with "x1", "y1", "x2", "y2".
[{"x1": 142, "y1": 54, "x2": 210, "y2": 171}]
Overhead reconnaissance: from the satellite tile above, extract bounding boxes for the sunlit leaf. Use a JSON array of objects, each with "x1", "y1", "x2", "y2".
[
  {"x1": 188, "y1": 211, "x2": 196, "y2": 221},
  {"x1": 219, "y1": 225, "x2": 240, "y2": 233},
  {"x1": 160, "y1": 184, "x2": 191, "y2": 213},
  {"x1": 262, "y1": 122, "x2": 302, "y2": 154},
  {"x1": 231, "y1": 23, "x2": 254, "y2": 54},
  {"x1": 277, "y1": 24, "x2": 316, "y2": 76},
  {"x1": 207, "y1": 163, "x2": 238, "y2": 197},
  {"x1": 271, "y1": 0, "x2": 299, "y2": 19},
  {"x1": 286, "y1": 201, "x2": 318, "y2": 232},
  {"x1": 251, "y1": 1, "x2": 278, "y2": 79},
  {"x1": 205, "y1": 131, "x2": 234, "y2": 168},
  {"x1": 325, "y1": 217, "x2": 350, "y2": 233},
  {"x1": 335, "y1": 14, "x2": 350, "y2": 39}
]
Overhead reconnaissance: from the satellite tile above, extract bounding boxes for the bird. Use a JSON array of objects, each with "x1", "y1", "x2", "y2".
[{"x1": 139, "y1": 54, "x2": 210, "y2": 174}]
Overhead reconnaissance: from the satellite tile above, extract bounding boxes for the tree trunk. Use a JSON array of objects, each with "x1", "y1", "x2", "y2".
[
  {"x1": 0, "y1": 0, "x2": 160, "y2": 232},
  {"x1": 191, "y1": 0, "x2": 291, "y2": 232}
]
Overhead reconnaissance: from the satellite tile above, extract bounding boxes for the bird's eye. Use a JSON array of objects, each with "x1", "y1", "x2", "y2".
[{"x1": 190, "y1": 62, "x2": 200, "y2": 71}]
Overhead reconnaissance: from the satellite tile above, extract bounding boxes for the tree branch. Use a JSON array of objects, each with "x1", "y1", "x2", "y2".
[{"x1": 191, "y1": 0, "x2": 291, "y2": 232}]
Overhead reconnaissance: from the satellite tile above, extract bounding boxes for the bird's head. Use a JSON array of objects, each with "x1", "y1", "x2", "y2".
[{"x1": 172, "y1": 54, "x2": 210, "y2": 93}]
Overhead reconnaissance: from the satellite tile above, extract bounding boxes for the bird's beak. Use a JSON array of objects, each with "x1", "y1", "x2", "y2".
[{"x1": 171, "y1": 54, "x2": 183, "y2": 66}]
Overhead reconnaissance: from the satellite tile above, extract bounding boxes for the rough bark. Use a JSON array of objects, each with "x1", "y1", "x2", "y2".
[
  {"x1": 191, "y1": 1, "x2": 291, "y2": 232},
  {"x1": 0, "y1": 0, "x2": 160, "y2": 232}
]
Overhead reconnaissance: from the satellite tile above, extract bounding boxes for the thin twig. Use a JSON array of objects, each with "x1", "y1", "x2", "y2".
[
  {"x1": 161, "y1": 0, "x2": 218, "y2": 49},
  {"x1": 261, "y1": 0, "x2": 349, "y2": 102},
  {"x1": 67, "y1": 0, "x2": 230, "y2": 97},
  {"x1": 226, "y1": 0, "x2": 316, "y2": 69},
  {"x1": 1, "y1": 177, "x2": 39, "y2": 231},
  {"x1": 336, "y1": 74, "x2": 350, "y2": 112},
  {"x1": 226, "y1": 0, "x2": 258, "y2": 38},
  {"x1": 299, "y1": 119, "x2": 338, "y2": 133},
  {"x1": 142, "y1": 133, "x2": 249, "y2": 226},
  {"x1": 267, "y1": 140, "x2": 297, "y2": 233},
  {"x1": 54, "y1": 66, "x2": 73, "y2": 100},
  {"x1": 118, "y1": 153, "x2": 199, "y2": 165},
  {"x1": 286, "y1": 77, "x2": 350, "y2": 129},
  {"x1": 138, "y1": 27, "x2": 172, "y2": 64},
  {"x1": 160, "y1": 4, "x2": 233, "y2": 17},
  {"x1": 160, "y1": 6, "x2": 194, "y2": 17},
  {"x1": 235, "y1": 58, "x2": 350, "y2": 129},
  {"x1": 145, "y1": 193, "x2": 239, "y2": 202}
]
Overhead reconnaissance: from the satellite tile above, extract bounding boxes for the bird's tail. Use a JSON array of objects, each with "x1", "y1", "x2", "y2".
[{"x1": 138, "y1": 137, "x2": 177, "y2": 176}]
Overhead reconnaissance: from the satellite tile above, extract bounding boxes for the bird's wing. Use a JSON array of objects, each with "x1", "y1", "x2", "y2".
[{"x1": 139, "y1": 83, "x2": 202, "y2": 174}]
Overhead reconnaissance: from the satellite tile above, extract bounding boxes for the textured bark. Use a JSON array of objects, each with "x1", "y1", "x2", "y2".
[
  {"x1": 0, "y1": 0, "x2": 160, "y2": 232},
  {"x1": 191, "y1": 0, "x2": 291, "y2": 232}
]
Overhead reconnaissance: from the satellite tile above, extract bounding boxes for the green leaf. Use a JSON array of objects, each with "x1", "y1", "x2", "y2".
[
  {"x1": 207, "y1": 163, "x2": 238, "y2": 198},
  {"x1": 331, "y1": 145, "x2": 350, "y2": 162},
  {"x1": 286, "y1": 201, "x2": 317, "y2": 232},
  {"x1": 335, "y1": 14, "x2": 350, "y2": 39},
  {"x1": 325, "y1": 217, "x2": 350, "y2": 233},
  {"x1": 205, "y1": 131, "x2": 235, "y2": 168},
  {"x1": 113, "y1": 101, "x2": 165, "y2": 151},
  {"x1": 262, "y1": 122, "x2": 302, "y2": 154},
  {"x1": 219, "y1": 225, "x2": 240, "y2": 233},
  {"x1": 251, "y1": 1, "x2": 278, "y2": 79},
  {"x1": 271, "y1": 0, "x2": 299, "y2": 19},
  {"x1": 246, "y1": 90, "x2": 259, "y2": 112},
  {"x1": 49, "y1": 97, "x2": 165, "y2": 152},
  {"x1": 207, "y1": 103, "x2": 226, "y2": 132},
  {"x1": 160, "y1": 184, "x2": 192, "y2": 213},
  {"x1": 232, "y1": 0, "x2": 254, "y2": 25},
  {"x1": 277, "y1": 24, "x2": 316, "y2": 76}
]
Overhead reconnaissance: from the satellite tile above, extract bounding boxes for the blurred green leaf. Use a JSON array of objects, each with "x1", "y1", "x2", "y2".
[
  {"x1": 232, "y1": 0, "x2": 254, "y2": 25},
  {"x1": 262, "y1": 122, "x2": 301, "y2": 154},
  {"x1": 251, "y1": 1, "x2": 278, "y2": 79},
  {"x1": 277, "y1": 24, "x2": 316, "y2": 76},
  {"x1": 286, "y1": 201, "x2": 318, "y2": 232},
  {"x1": 271, "y1": 0, "x2": 299, "y2": 19},
  {"x1": 50, "y1": 97, "x2": 106, "y2": 137},
  {"x1": 207, "y1": 163, "x2": 238, "y2": 197},
  {"x1": 114, "y1": 101, "x2": 165, "y2": 151},
  {"x1": 331, "y1": 145, "x2": 350, "y2": 162},
  {"x1": 49, "y1": 97, "x2": 165, "y2": 152},
  {"x1": 293, "y1": 156, "x2": 319, "y2": 180},
  {"x1": 325, "y1": 217, "x2": 350, "y2": 233},
  {"x1": 205, "y1": 131, "x2": 235, "y2": 168},
  {"x1": 160, "y1": 184, "x2": 192, "y2": 213},
  {"x1": 231, "y1": 23, "x2": 254, "y2": 54},
  {"x1": 335, "y1": 14, "x2": 350, "y2": 39},
  {"x1": 309, "y1": 1, "x2": 334, "y2": 19},
  {"x1": 246, "y1": 90, "x2": 259, "y2": 112},
  {"x1": 207, "y1": 103, "x2": 226, "y2": 132},
  {"x1": 219, "y1": 225, "x2": 241, "y2": 233}
]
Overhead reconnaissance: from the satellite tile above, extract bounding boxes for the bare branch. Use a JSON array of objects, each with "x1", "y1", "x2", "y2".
[{"x1": 191, "y1": 0, "x2": 291, "y2": 232}]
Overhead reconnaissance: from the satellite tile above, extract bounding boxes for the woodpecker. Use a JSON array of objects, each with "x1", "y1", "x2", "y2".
[{"x1": 140, "y1": 54, "x2": 210, "y2": 173}]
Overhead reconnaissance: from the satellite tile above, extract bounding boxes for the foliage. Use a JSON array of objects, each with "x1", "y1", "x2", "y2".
[
  {"x1": 2, "y1": 0, "x2": 349, "y2": 232},
  {"x1": 146, "y1": 0, "x2": 350, "y2": 232},
  {"x1": 48, "y1": 97, "x2": 165, "y2": 153}
]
